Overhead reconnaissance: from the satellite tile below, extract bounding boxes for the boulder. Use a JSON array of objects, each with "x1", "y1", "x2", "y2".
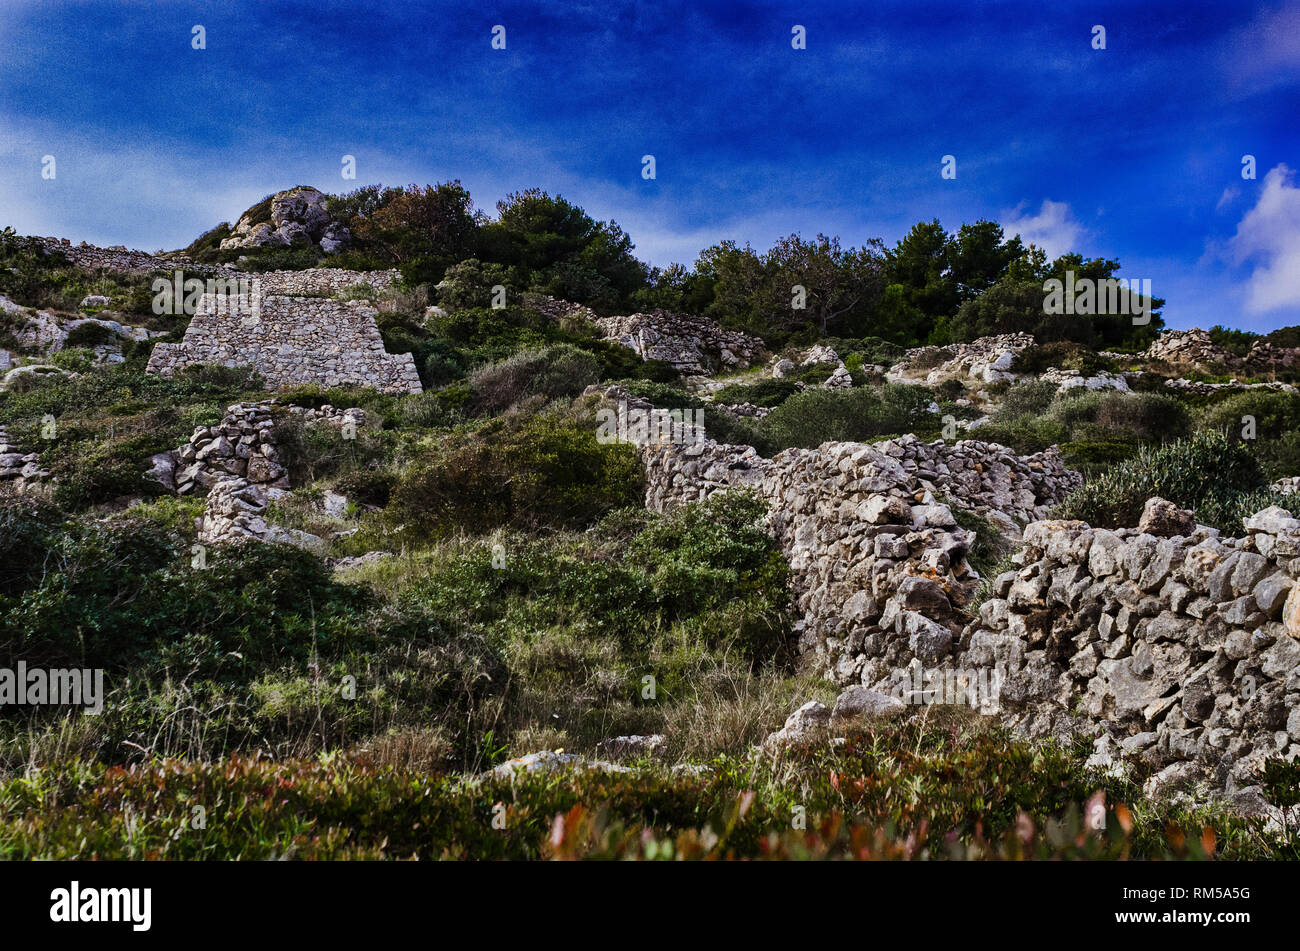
[
  {"x1": 1136, "y1": 497, "x2": 1195, "y2": 537},
  {"x1": 830, "y1": 686, "x2": 905, "y2": 721}
]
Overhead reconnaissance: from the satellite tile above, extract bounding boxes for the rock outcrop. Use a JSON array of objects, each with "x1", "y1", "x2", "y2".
[{"x1": 219, "y1": 186, "x2": 351, "y2": 253}]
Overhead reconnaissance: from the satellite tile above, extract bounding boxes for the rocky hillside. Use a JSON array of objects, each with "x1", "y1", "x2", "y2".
[{"x1": 3, "y1": 200, "x2": 1300, "y2": 860}]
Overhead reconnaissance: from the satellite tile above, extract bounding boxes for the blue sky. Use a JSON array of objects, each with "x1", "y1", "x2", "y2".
[{"x1": 2, "y1": 0, "x2": 1298, "y2": 330}]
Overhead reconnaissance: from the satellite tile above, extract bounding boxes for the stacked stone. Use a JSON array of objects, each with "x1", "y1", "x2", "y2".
[
  {"x1": 771, "y1": 345, "x2": 854, "y2": 389},
  {"x1": 1142, "y1": 329, "x2": 1234, "y2": 366},
  {"x1": 594, "y1": 309, "x2": 767, "y2": 375},
  {"x1": 1164, "y1": 378, "x2": 1297, "y2": 396},
  {"x1": 1247, "y1": 340, "x2": 1300, "y2": 368},
  {"x1": 870, "y1": 435, "x2": 1082, "y2": 523},
  {"x1": 522, "y1": 294, "x2": 599, "y2": 324},
  {"x1": 0, "y1": 425, "x2": 50, "y2": 491},
  {"x1": 146, "y1": 294, "x2": 421, "y2": 394},
  {"x1": 31, "y1": 237, "x2": 233, "y2": 277},
  {"x1": 254, "y1": 269, "x2": 402, "y2": 297},
  {"x1": 1040, "y1": 367, "x2": 1132, "y2": 393},
  {"x1": 717, "y1": 402, "x2": 773, "y2": 419},
  {"x1": 960, "y1": 500, "x2": 1300, "y2": 799},
  {"x1": 758, "y1": 444, "x2": 978, "y2": 684},
  {"x1": 886, "y1": 333, "x2": 1035, "y2": 386},
  {"x1": 150, "y1": 401, "x2": 368, "y2": 498},
  {"x1": 641, "y1": 434, "x2": 1082, "y2": 685},
  {"x1": 157, "y1": 400, "x2": 364, "y2": 549},
  {"x1": 151, "y1": 402, "x2": 291, "y2": 496},
  {"x1": 641, "y1": 440, "x2": 771, "y2": 511}
]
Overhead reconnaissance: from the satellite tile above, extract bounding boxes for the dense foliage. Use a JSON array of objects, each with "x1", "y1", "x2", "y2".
[{"x1": 1056, "y1": 430, "x2": 1289, "y2": 532}]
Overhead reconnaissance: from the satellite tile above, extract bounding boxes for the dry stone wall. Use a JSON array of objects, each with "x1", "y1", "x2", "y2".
[
  {"x1": 886, "y1": 333, "x2": 1035, "y2": 386},
  {"x1": 594, "y1": 310, "x2": 766, "y2": 375},
  {"x1": 30, "y1": 237, "x2": 233, "y2": 277},
  {"x1": 23, "y1": 238, "x2": 413, "y2": 393},
  {"x1": 641, "y1": 434, "x2": 1081, "y2": 685},
  {"x1": 252, "y1": 268, "x2": 402, "y2": 297},
  {"x1": 144, "y1": 400, "x2": 366, "y2": 550},
  {"x1": 960, "y1": 504, "x2": 1300, "y2": 801},
  {"x1": 147, "y1": 293, "x2": 420, "y2": 393},
  {"x1": 1144, "y1": 328, "x2": 1300, "y2": 372},
  {"x1": 642, "y1": 422, "x2": 1300, "y2": 800},
  {"x1": 0, "y1": 424, "x2": 50, "y2": 493}
]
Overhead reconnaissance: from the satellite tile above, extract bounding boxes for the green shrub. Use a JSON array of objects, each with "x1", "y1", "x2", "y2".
[
  {"x1": 1093, "y1": 391, "x2": 1189, "y2": 442},
  {"x1": 387, "y1": 411, "x2": 643, "y2": 539},
  {"x1": 760, "y1": 384, "x2": 935, "y2": 451},
  {"x1": 48, "y1": 348, "x2": 98, "y2": 373},
  {"x1": 1198, "y1": 389, "x2": 1300, "y2": 481},
  {"x1": 0, "y1": 496, "x2": 63, "y2": 597},
  {"x1": 711, "y1": 378, "x2": 798, "y2": 408},
  {"x1": 1056, "y1": 430, "x2": 1270, "y2": 531},
  {"x1": 469, "y1": 343, "x2": 602, "y2": 414},
  {"x1": 0, "y1": 713, "x2": 1283, "y2": 859},
  {"x1": 0, "y1": 515, "x2": 372, "y2": 677},
  {"x1": 821, "y1": 335, "x2": 905, "y2": 368},
  {"x1": 934, "y1": 378, "x2": 965, "y2": 402},
  {"x1": 999, "y1": 379, "x2": 1060, "y2": 418},
  {"x1": 63, "y1": 323, "x2": 120, "y2": 349},
  {"x1": 398, "y1": 387, "x2": 468, "y2": 429},
  {"x1": 1012, "y1": 341, "x2": 1114, "y2": 375},
  {"x1": 272, "y1": 412, "x2": 388, "y2": 487},
  {"x1": 978, "y1": 386, "x2": 1188, "y2": 465}
]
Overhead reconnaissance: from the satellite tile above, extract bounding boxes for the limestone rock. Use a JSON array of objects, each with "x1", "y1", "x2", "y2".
[
  {"x1": 830, "y1": 686, "x2": 905, "y2": 721},
  {"x1": 1136, "y1": 497, "x2": 1195, "y2": 537}
]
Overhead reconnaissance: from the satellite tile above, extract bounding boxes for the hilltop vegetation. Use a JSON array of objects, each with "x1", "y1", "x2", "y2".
[{"x1": 176, "y1": 183, "x2": 1165, "y2": 348}]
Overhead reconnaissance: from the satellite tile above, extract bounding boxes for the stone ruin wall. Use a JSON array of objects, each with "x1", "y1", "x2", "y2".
[
  {"x1": 639, "y1": 430, "x2": 1300, "y2": 799},
  {"x1": 962, "y1": 512, "x2": 1300, "y2": 799},
  {"x1": 641, "y1": 434, "x2": 1081, "y2": 685},
  {"x1": 594, "y1": 310, "x2": 767, "y2": 375},
  {"x1": 146, "y1": 293, "x2": 421, "y2": 394}
]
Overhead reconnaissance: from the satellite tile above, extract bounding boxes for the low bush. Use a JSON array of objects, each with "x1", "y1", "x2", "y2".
[
  {"x1": 1012, "y1": 341, "x2": 1115, "y2": 376},
  {"x1": 759, "y1": 384, "x2": 936, "y2": 451},
  {"x1": 976, "y1": 386, "x2": 1190, "y2": 473},
  {"x1": 0, "y1": 712, "x2": 1285, "y2": 859},
  {"x1": 1056, "y1": 430, "x2": 1276, "y2": 532},
  {"x1": 469, "y1": 343, "x2": 602, "y2": 414},
  {"x1": 710, "y1": 378, "x2": 798, "y2": 408},
  {"x1": 1198, "y1": 389, "x2": 1300, "y2": 481},
  {"x1": 386, "y1": 410, "x2": 643, "y2": 539}
]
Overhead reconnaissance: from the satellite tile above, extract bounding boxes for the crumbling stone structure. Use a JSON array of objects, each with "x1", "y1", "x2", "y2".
[
  {"x1": 886, "y1": 333, "x2": 1035, "y2": 386},
  {"x1": 0, "y1": 425, "x2": 50, "y2": 492},
  {"x1": 594, "y1": 310, "x2": 767, "y2": 375},
  {"x1": 640, "y1": 434, "x2": 1081, "y2": 684},
  {"x1": 961, "y1": 504, "x2": 1300, "y2": 801},
  {"x1": 146, "y1": 293, "x2": 421, "y2": 394}
]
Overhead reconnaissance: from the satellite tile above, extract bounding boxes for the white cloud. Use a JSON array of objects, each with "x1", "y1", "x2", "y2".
[
  {"x1": 1000, "y1": 199, "x2": 1085, "y2": 259},
  {"x1": 1216, "y1": 186, "x2": 1239, "y2": 211},
  {"x1": 1228, "y1": 163, "x2": 1300, "y2": 314}
]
